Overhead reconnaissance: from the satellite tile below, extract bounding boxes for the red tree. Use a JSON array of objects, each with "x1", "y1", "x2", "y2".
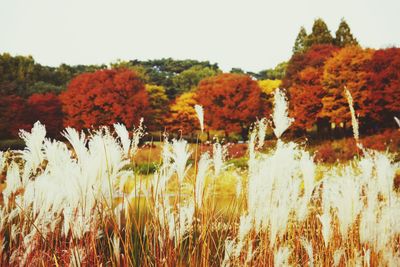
[
  {"x1": 60, "y1": 69, "x2": 149, "y2": 130},
  {"x1": 283, "y1": 44, "x2": 339, "y2": 132},
  {"x1": 0, "y1": 95, "x2": 30, "y2": 138},
  {"x1": 366, "y1": 48, "x2": 400, "y2": 127},
  {"x1": 283, "y1": 44, "x2": 340, "y2": 89},
  {"x1": 196, "y1": 73, "x2": 264, "y2": 139},
  {"x1": 27, "y1": 93, "x2": 63, "y2": 137}
]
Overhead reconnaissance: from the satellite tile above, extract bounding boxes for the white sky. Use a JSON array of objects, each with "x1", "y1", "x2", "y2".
[{"x1": 1, "y1": 0, "x2": 399, "y2": 72}]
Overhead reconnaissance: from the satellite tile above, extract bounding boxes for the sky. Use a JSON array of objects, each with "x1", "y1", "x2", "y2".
[{"x1": 1, "y1": 0, "x2": 399, "y2": 72}]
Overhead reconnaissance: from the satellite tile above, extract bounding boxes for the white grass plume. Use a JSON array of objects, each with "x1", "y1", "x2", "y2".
[
  {"x1": 170, "y1": 139, "x2": 192, "y2": 183},
  {"x1": 272, "y1": 88, "x2": 293, "y2": 139},
  {"x1": 344, "y1": 87, "x2": 360, "y2": 144},
  {"x1": 195, "y1": 152, "x2": 211, "y2": 207},
  {"x1": 19, "y1": 121, "x2": 47, "y2": 171},
  {"x1": 194, "y1": 104, "x2": 204, "y2": 132},
  {"x1": 317, "y1": 212, "x2": 332, "y2": 248},
  {"x1": 333, "y1": 249, "x2": 344, "y2": 267},
  {"x1": 255, "y1": 118, "x2": 268, "y2": 149},
  {"x1": 394, "y1": 116, "x2": 400, "y2": 128},
  {"x1": 0, "y1": 151, "x2": 4, "y2": 171},
  {"x1": 300, "y1": 238, "x2": 314, "y2": 267},
  {"x1": 213, "y1": 142, "x2": 225, "y2": 177},
  {"x1": 274, "y1": 246, "x2": 291, "y2": 267},
  {"x1": 114, "y1": 123, "x2": 131, "y2": 156}
]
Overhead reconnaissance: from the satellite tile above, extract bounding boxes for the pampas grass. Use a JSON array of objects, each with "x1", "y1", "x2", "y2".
[{"x1": 0, "y1": 89, "x2": 399, "y2": 266}]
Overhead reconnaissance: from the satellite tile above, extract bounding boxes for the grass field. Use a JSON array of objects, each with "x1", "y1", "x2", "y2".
[{"x1": 0, "y1": 89, "x2": 399, "y2": 266}]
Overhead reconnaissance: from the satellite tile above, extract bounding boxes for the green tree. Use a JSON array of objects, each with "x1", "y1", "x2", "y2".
[
  {"x1": 172, "y1": 65, "x2": 220, "y2": 94},
  {"x1": 129, "y1": 58, "x2": 220, "y2": 98},
  {"x1": 145, "y1": 84, "x2": 169, "y2": 131},
  {"x1": 334, "y1": 18, "x2": 358, "y2": 47},
  {"x1": 230, "y1": 68, "x2": 245, "y2": 74},
  {"x1": 305, "y1": 18, "x2": 334, "y2": 48},
  {"x1": 110, "y1": 60, "x2": 150, "y2": 82},
  {"x1": 26, "y1": 81, "x2": 63, "y2": 95},
  {"x1": 293, "y1": 27, "x2": 308, "y2": 54},
  {"x1": 0, "y1": 53, "x2": 36, "y2": 95},
  {"x1": 257, "y1": 61, "x2": 288, "y2": 80}
]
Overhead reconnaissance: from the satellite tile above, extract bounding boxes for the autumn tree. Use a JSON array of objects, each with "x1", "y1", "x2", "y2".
[
  {"x1": 290, "y1": 67, "x2": 326, "y2": 131},
  {"x1": 321, "y1": 46, "x2": 373, "y2": 128},
  {"x1": 258, "y1": 79, "x2": 281, "y2": 116},
  {"x1": 60, "y1": 69, "x2": 149, "y2": 130},
  {"x1": 27, "y1": 93, "x2": 63, "y2": 137},
  {"x1": 0, "y1": 95, "x2": 30, "y2": 138},
  {"x1": 293, "y1": 27, "x2": 308, "y2": 54},
  {"x1": 366, "y1": 47, "x2": 400, "y2": 126},
  {"x1": 145, "y1": 84, "x2": 169, "y2": 131},
  {"x1": 167, "y1": 92, "x2": 199, "y2": 136},
  {"x1": 196, "y1": 73, "x2": 264, "y2": 139},
  {"x1": 284, "y1": 44, "x2": 339, "y2": 132},
  {"x1": 283, "y1": 44, "x2": 339, "y2": 89},
  {"x1": 334, "y1": 19, "x2": 358, "y2": 47}
]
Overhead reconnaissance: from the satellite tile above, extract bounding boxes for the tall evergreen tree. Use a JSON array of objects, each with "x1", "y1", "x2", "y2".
[
  {"x1": 292, "y1": 27, "x2": 308, "y2": 54},
  {"x1": 334, "y1": 18, "x2": 358, "y2": 47},
  {"x1": 305, "y1": 18, "x2": 334, "y2": 48}
]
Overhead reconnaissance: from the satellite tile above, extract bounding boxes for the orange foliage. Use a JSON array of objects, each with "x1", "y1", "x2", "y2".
[
  {"x1": 196, "y1": 73, "x2": 264, "y2": 138},
  {"x1": 60, "y1": 69, "x2": 149, "y2": 130},
  {"x1": 321, "y1": 46, "x2": 374, "y2": 126},
  {"x1": 283, "y1": 44, "x2": 339, "y2": 89},
  {"x1": 285, "y1": 45, "x2": 339, "y2": 130},
  {"x1": 167, "y1": 92, "x2": 199, "y2": 135}
]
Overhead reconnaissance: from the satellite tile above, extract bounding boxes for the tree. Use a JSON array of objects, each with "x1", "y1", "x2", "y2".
[
  {"x1": 172, "y1": 65, "x2": 220, "y2": 94},
  {"x1": 230, "y1": 68, "x2": 245, "y2": 74},
  {"x1": 60, "y1": 69, "x2": 149, "y2": 130},
  {"x1": 305, "y1": 18, "x2": 334, "y2": 48},
  {"x1": 334, "y1": 19, "x2": 358, "y2": 47},
  {"x1": 0, "y1": 53, "x2": 36, "y2": 95},
  {"x1": 0, "y1": 95, "x2": 30, "y2": 138},
  {"x1": 258, "y1": 79, "x2": 281, "y2": 94},
  {"x1": 129, "y1": 58, "x2": 220, "y2": 98},
  {"x1": 283, "y1": 44, "x2": 339, "y2": 132},
  {"x1": 283, "y1": 44, "x2": 339, "y2": 89},
  {"x1": 290, "y1": 67, "x2": 325, "y2": 130},
  {"x1": 258, "y1": 79, "x2": 281, "y2": 117},
  {"x1": 257, "y1": 62, "x2": 288, "y2": 80},
  {"x1": 26, "y1": 81, "x2": 63, "y2": 96},
  {"x1": 293, "y1": 27, "x2": 308, "y2": 54},
  {"x1": 27, "y1": 93, "x2": 63, "y2": 137},
  {"x1": 145, "y1": 84, "x2": 169, "y2": 131},
  {"x1": 196, "y1": 73, "x2": 264, "y2": 139},
  {"x1": 321, "y1": 46, "x2": 373, "y2": 128},
  {"x1": 366, "y1": 47, "x2": 400, "y2": 126},
  {"x1": 167, "y1": 92, "x2": 199, "y2": 136},
  {"x1": 110, "y1": 60, "x2": 150, "y2": 82}
]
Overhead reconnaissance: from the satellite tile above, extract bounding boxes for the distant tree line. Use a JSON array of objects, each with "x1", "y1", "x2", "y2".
[{"x1": 0, "y1": 18, "x2": 399, "y2": 140}]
